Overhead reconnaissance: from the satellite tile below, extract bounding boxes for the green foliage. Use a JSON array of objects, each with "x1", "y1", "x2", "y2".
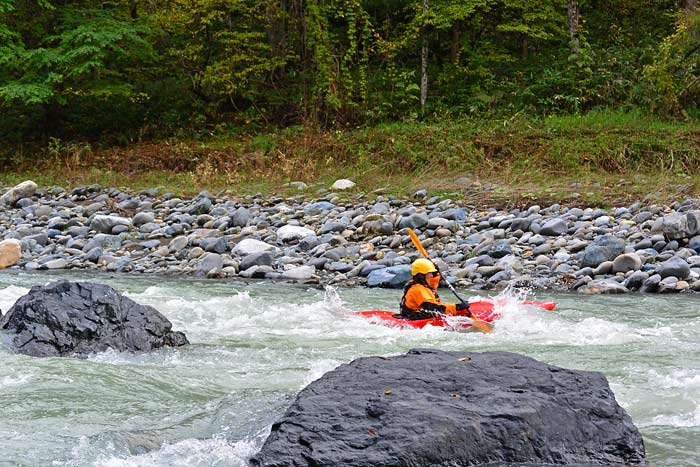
[
  {"x1": 640, "y1": 9, "x2": 700, "y2": 116},
  {"x1": 1, "y1": 4, "x2": 153, "y2": 106},
  {"x1": 158, "y1": 0, "x2": 286, "y2": 114},
  {"x1": 0, "y1": 0, "x2": 697, "y2": 145},
  {"x1": 496, "y1": 0, "x2": 566, "y2": 42}
]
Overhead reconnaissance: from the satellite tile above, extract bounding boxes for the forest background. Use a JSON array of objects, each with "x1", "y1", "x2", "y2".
[{"x1": 1, "y1": 0, "x2": 700, "y2": 206}]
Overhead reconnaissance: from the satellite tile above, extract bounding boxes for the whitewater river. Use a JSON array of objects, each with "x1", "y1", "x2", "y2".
[{"x1": 0, "y1": 271, "x2": 698, "y2": 466}]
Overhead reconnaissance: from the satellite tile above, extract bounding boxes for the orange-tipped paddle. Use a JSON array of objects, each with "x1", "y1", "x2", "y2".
[{"x1": 408, "y1": 229, "x2": 493, "y2": 333}]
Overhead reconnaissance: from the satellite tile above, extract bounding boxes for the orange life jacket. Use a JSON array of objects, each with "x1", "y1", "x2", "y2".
[{"x1": 399, "y1": 276, "x2": 457, "y2": 319}]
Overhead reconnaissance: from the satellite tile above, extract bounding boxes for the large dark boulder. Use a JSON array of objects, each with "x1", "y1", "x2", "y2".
[
  {"x1": 250, "y1": 349, "x2": 645, "y2": 467},
  {"x1": 0, "y1": 280, "x2": 189, "y2": 357}
]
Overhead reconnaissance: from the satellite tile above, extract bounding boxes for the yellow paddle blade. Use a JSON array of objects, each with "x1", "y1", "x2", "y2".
[
  {"x1": 408, "y1": 228, "x2": 429, "y2": 258},
  {"x1": 471, "y1": 317, "x2": 494, "y2": 333}
]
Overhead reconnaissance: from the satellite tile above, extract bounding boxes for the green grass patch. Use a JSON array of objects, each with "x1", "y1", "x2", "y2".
[{"x1": 2, "y1": 110, "x2": 700, "y2": 207}]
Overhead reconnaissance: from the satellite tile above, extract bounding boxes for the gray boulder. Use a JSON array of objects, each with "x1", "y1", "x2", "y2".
[
  {"x1": 304, "y1": 202, "x2": 335, "y2": 215},
  {"x1": 90, "y1": 215, "x2": 131, "y2": 234},
  {"x1": 656, "y1": 256, "x2": 691, "y2": 279},
  {"x1": 231, "y1": 207, "x2": 252, "y2": 227},
  {"x1": 397, "y1": 213, "x2": 429, "y2": 230},
  {"x1": 656, "y1": 211, "x2": 700, "y2": 241},
  {"x1": 0, "y1": 180, "x2": 38, "y2": 206},
  {"x1": 367, "y1": 265, "x2": 412, "y2": 288},
  {"x1": 539, "y1": 218, "x2": 568, "y2": 236},
  {"x1": 196, "y1": 252, "x2": 224, "y2": 277},
  {"x1": 240, "y1": 251, "x2": 274, "y2": 270},
  {"x1": 0, "y1": 281, "x2": 188, "y2": 357},
  {"x1": 580, "y1": 235, "x2": 626, "y2": 268},
  {"x1": 250, "y1": 349, "x2": 645, "y2": 467}
]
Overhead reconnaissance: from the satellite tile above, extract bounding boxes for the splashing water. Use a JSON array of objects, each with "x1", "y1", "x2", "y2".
[{"x1": 0, "y1": 271, "x2": 698, "y2": 466}]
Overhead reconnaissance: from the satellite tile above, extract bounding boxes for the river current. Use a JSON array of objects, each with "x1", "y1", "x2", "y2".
[{"x1": 0, "y1": 271, "x2": 698, "y2": 466}]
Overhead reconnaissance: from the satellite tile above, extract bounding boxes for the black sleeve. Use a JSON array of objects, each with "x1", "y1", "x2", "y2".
[
  {"x1": 456, "y1": 302, "x2": 472, "y2": 317},
  {"x1": 419, "y1": 302, "x2": 447, "y2": 315}
]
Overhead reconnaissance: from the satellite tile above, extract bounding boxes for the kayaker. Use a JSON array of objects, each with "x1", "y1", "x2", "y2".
[{"x1": 398, "y1": 258, "x2": 472, "y2": 320}]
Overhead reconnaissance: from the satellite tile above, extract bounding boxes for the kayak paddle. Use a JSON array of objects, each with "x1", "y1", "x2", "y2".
[{"x1": 408, "y1": 228, "x2": 494, "y2": 333}]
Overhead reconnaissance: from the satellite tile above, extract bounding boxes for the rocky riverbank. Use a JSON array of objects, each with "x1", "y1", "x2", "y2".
[{"x1": 1, "y1": 179, "x2": 700, "y2": 295}]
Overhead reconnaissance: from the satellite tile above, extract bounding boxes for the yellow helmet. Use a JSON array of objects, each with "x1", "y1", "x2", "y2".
[{"x1": 411, "y1": 258, "x2": 437, "y2": 276}]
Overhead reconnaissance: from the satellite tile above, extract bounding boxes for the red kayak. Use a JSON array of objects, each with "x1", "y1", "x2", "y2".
[{"x1": 355, "y1": 300, "x2": 555, "y2": 331}]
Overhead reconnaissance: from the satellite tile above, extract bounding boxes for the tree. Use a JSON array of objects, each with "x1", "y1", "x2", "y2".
[
  {"x1": 420, "y1": 0, "x2": 428, "y2": 110},
  {"x1": 642, "y1": 7, "x2": 700, "y2": 115},
  {"x1": 0, "y1": 1, "x2": 156, "y2": 138},
  {"x1": 568, "y1": 0, "x2": 580, "y2": 53},
  {"x1": 155, "y1": 0, "x2": 287, "y2": 116}
]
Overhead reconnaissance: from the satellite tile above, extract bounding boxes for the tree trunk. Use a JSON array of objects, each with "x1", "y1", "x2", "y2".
[
  {"x1": 682, "y1": 0, "x2": 696, "y2": 10},
  {"x1": 568, "y1": 0, "x2": 580, "y2": 54},
  {"x1": 451, "y1": 22, "x2": 460, "y2": 63},
  {"x1": 420, "y1": 0, "x2": 429, "y2": 112}
]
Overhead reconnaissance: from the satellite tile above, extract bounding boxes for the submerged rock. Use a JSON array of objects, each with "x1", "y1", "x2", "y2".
[
  {"x1": 250, "y1": 349, "x2": 645, "y2": 467},
  {"x1": 0, "y1": 280, "x2": 189, "y2": 357}
]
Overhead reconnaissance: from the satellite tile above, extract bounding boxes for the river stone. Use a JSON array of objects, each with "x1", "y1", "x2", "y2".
[
  {"x1": 83, "y1": 246, "x2": 103, "y2": 263},
  {"x1": 132, "y1": 212, "x2": 155, "y2": 227},
  {"x1": 625, "y1": 271, "x2": 649, "y2": 290},
  {"x1": 684, "y1": 210, "x2": 700, "y2": 237},
  {"x1": 488, "y1": 240, "x2": 512, "y2": 258},
  {"x1": 43, "y1": 258, "x2": 68, "y2": 269},
  {"x1": 580, "y1": 235, "x2": 626, "y2": 268},
  {"x1": 297, "y1": 236, "x2": 320, "y2": 252},
  {"x1": 658, "y1": 213, "x2": 687, "y2": 241},
  {"x1": 231, "y1": 207, "x2": 251, "y2": 227},
  {"x1": 233, "y1": 238, "x2": 276, "y2": 255},
  {"x1": 0, "y1": 180, "x2": 38, "y2": 206},
  {"x1": 90, "y1": 215, "x2": 131, "y2": 234},
  {"x1": 187, "y1": 196, "x2": 212, "y2": 215},
  {"x1": 168, "y1": 236, "x2": 188, "y2": 252},
  {"x1": 0, "y1": 280, "x2": 189, "y2": 357},
  {"x1": 656, "y1": 257, "x2": 691, "y2": 279},
  {"x1": 612, "y1": 253, "x2": 642, "y2": 273},
  {"x1": 196, "y1": 252, "x2": 224, "y2": 277},
  {"x1": 281, "y1": 265, "x2": 315, "y2": 281},
  {"x1": 367, "y1": 265, "x2": 411, "y2": 288},
  {"x1": 200, "y1": 237, "x2": 228, "y2": 254},
  {"x1": 397, "y1": 213, "x2": 429, "y2": 230},
  {"x1": 320, "y1": 221, "x2": 346, "y2": 234},
  {"x1": 277, "y1": 225, "x2": 315, "y2": 242},
  {"x1": 539, "y1": 218, "x2": 568, "y2": 236},
  {"x1": 362, "y1": 220, "x2": 393, "y2": 236},
  {"x1": 578, "y1": 279, "x2": 629, "y2": 294},
  {"x1": 249, "y1": 349, "x2": 645, "y2": 467},
  {"x1": 0, "y1": 239, "x2": 21, "y2": 269},
  {"x1": 658, "y1": 276, "x2": 680, "y2": 293},
  {"x1": 331, "y1": 179, "x2": 356, "y2": 190},
  {"x1": 304, "y1": 201, "x2": 335, "y2": 215},
  {"x1": 240, "y1": 251, "x2": 274, "y2": 270},
  {"x1": 640, "y1": 274, "x2": 662, "y2": 293}
]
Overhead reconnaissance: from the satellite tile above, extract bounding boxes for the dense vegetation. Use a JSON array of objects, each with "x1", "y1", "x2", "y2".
[
  {"x1": 2, "y1": 0, "x2": 700, "y2": 147},
  {"x1": 1, "y1": 1, "x2": 700, "y2": 207}
]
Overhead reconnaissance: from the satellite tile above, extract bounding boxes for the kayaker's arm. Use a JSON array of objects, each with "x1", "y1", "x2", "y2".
[
  {"x1": 455, "y1": 302, "x2": 472, "y2": 317},
  {"x1": 418, "y1": 301, "x2": 448, "y2": 315},
  {"x1": 418, "y1": 301, "x2": 471, "y2": 317}
]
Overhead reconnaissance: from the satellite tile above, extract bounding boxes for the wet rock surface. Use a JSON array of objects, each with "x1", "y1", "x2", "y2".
[
  {"x1": 250, "y1": 349, "x2": 645, "y2": 467},
  {"x1": 0, "y1": 280, "x2": 189, "y2": 357},
  {"x1": 2, "y1": 179, "x2": 700, "y2": 294}
]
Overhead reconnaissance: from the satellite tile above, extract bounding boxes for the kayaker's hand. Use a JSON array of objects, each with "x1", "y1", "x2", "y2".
[{"x1": 456, "y1": 302, "x2": 472, "y2": 317}]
